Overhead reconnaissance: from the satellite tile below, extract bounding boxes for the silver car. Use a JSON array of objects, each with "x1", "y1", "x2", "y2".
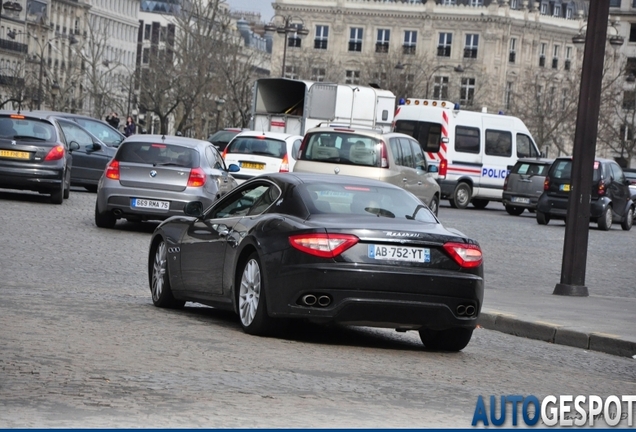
[{"x1": 95, "y1": 134, "x2": 239, "y2": 228}]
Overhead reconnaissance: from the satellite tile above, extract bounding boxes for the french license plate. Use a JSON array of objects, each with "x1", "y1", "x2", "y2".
[
  {"x1": 0, "y1": 150, "x2": 29, "y2": 159},
  {"x1": 368, "y1": 244, "x2": 430, "y2": 263},
  {"x1": 559, "y1": 184, "x2": 571, "y2": 192},
  {"x1": 131, "y1": 198, "x2": 170, "y2": 210},
  {"x1": 241, "y1": 161, "x2": 265, "y2": 170},
  {"x1": 511, "y1": 197, "x2": 530, "y2": 204}
]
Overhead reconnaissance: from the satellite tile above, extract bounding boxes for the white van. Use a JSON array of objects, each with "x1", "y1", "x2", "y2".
[{"x1": 393, "y1": 99, "x2": 541, "y2": 209}]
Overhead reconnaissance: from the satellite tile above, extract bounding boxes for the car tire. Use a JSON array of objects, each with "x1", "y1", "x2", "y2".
[
  {"x1": 237, "y1": 252, "x2": 274, "y2": 336},
  {"x1": 94, "y1": 202, "x2": 116, "y2": 229},
  {"x1": 149, "y1": 239, "x2": 185, "y2": 309},
  {"x1": 536, "y1": 211, "x2": 550, "y2": 225},
  {"x1": 449, "y1": 183, "x2": 471, "y2": 209},
  {"x1": 429, "y1": 195, "x2": 439, "y2": 216},
  {"x1": 598, "y1": 206, "x2": 612, "y2": 231},
  {"x1": 50, "y1": 178, "x2": 64, "y2": 205},
  {"x1": 419, "y1": 327, "x2": 474, "y2": 352},
  {"x1": 621, "y1": 207, "x2": 633, "y2": 231},
  {"x1": 505, "y1": 205, "x2": 524, "y2": 216},
  {"x1": 471, "y1": 199, "x2": 489, "y2": 209},
  {"x1": 63, "y1": 171, "x2": 70, "y2": 199}
]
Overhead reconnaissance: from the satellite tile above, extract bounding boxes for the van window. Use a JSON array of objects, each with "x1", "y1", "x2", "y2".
[
  {"x1": 455, "y1": 126, "x2": 480, "y2": 154},
  {"x1": 517, "y1": 134, "x2": 540, "y2": 158},
  {"x1": 394, "y1": 120, "x2": 442, "y2": 152},
  {"x1": 485, "y1": 130, "x2": 512, "y2": 157}
]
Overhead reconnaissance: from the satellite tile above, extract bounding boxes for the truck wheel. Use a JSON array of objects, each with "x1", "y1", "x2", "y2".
[
  {"x1": 449, "y1": 183, "x2": 471, "y2": 209},
  {"x1": 471, "y1": 199, "x2": 489, "y2": 209}
]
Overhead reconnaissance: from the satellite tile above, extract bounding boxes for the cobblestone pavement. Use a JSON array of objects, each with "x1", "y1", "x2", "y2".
[{"x1": 1, "y1": 189, "x2": 635, "y2": 427}]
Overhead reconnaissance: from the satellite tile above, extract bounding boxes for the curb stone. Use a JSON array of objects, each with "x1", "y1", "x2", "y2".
[{"x1": 478, "y1": 312, "x2": 636, "y2": 359}]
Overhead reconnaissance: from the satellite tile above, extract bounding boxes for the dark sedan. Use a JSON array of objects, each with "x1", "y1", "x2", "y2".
[
  {"x1": 147, "y1": 173, "x2": 484, "y2": 351},
  {"x1": 0, "y1": 113, "x2": 79, "y2": 204}
]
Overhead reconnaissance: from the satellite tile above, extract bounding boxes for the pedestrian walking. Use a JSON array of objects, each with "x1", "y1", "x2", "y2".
[
  {"x1": 124, "y1": 116, "x2": 136, "y2": 137},
  {"x1": 105, "y1": 112, "x2": 120, "y2": 129}
]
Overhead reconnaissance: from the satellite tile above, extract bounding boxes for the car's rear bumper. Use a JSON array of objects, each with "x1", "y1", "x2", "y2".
[
  {"x1": 266, "y1": 263, "x2": 484, "y2": 331},
  {"x1": 0, "y1": 165, "x2": 64, "y2": 192},
  {"x1": 502, "y1": 192, "x2": 540, "y2": 209},
  {"x1": 537, "y1": 194, "x2": 607, "y2": 219}
]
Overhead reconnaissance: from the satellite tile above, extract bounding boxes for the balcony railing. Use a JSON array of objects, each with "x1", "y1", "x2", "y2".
[{"x1": 0, "y1": 38, "x2": 28, "y2": 54}]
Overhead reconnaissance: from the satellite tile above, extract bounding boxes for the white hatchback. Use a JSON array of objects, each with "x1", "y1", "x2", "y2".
[{"x1": 222, "y1": 131, "x2": 302, "y2": 183}]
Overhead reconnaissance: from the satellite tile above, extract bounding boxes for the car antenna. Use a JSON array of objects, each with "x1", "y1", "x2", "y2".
[{"x1": 161, "y1": 134, "x2": 166, "y2": 141}]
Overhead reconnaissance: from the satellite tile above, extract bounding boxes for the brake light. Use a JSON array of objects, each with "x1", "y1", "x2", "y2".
[
  {"x1": 279, "y1": 153, "x2": 289, "y2": 172},
  {"x1": 597, "y1": 179, "x2": 606, "y2": 196},
  {"x1": 380, "y1": 141, "x2": 389, "y2": 168},
  {"x1": 289, "y1": 233, "x2": 359, "y2": 258},
  {"x1": 503, "y1": 174, "x2": 509, "y2": 191},
  {"x1": 439, "y1": 158, "x2": 448, "y2": 178},
  {"x1": 221, "y1": 146, "x2": 228, "y2": 159},
  {"x1": 44, "y1": 145, "x2": 65, "y2": 161},
  {"x1": 443, "y1": 242, "x2": 483, "y2": 268},
  {"x1": 187, "y1": 167, "x2": 206, "y2": 187},
  {"x1": 544, "y1": 176, "x2": 550, "y2": 191},
  {"x1": 9, "y1": 114, "x2": 25, "y2": 119},
  {"x1": 105, "y1": 160, "x2": 120, "y2": 180}
]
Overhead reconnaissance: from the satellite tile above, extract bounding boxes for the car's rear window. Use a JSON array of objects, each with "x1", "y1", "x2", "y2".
[
  {"x1": 227, "y1": 137, "x2": 287, "y2": 159},
  {"x1": 512, "y1": 162, "x2": 549, "y2": 176},
  {"x1": 300, "y1": 132, "x2": 382, "y2": 167},
  {"x1": 117, "y1": 142, "x2": 199, "y2": 168},
  {"x1": 0, "y1": 116, "x2": 57, "y2": 143},
  {"x1": 297, "y1": 182, "x2": 437, "y2": 223},
  {"x1": 550, "y1": 160, "x2": 600, "y2": 182}
]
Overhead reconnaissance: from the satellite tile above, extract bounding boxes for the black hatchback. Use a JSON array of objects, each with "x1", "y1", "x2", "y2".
[{"x1": 536, "y1": 157, "x2": 634, "y2": 231}]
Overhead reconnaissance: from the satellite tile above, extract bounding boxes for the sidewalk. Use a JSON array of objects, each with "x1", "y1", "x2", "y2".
[{"x1": 478, "y1": 287, "x2": 636, "y2": 358}]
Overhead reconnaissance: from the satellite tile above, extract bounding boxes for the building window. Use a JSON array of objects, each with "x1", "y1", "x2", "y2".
[
  {"x1": 621, "y1": 124, "x2": 634, "y2": 141},
  {"x1": 311, "y1": 67, "x2": 326, "y2": 82},
  {"x1": 349, "y1": 27, "x2": 363, "y2": 52},
  {"x1": 552, "y1": 44, "x2": 559, "y2": 69},
  {"x1": 539, "y1": 42, "x2": 546, "y2": 67},
  {"x1": 284, "y1": 65, "x2": 298, "y2": 79},
  {"x1": 504, "y1": 81, "x2": 513, "y2": 110},
  {"x1": 623, "y1": 91, "x2": 635, "y2": 109},
  {"x1": 142, "y1": 47, "x2": 149, "y2": 63},
  {"x1": 630, "y1": 23, "x2": 636, "y2": 42},
  {"x1": 376, "y1": 29, "x2": 390, "y2": 53},
  {"x1": 510, "y1": 0, "x2": 518, "y2": 8},
  {"x1": 464, "y1": 34, "x2": 479, "y2": 58},
  {"x1": 627, "y1": 57, "x2": 636, "y2": 76},
  {"x1": 561, "y1": 88, "x2": 568, "y2": 111},
  {"x1": 540, "y1": 2, "x2": 548, "y2": 14},
  {"x1": 460, "y1": 77, "x2": 475, "y2": 106},
  {"x1": 441, "y1": 0, "x2": 456, "y2": 4},
  {"x1": 609, "y1": 0, "x2": 621, "y2": 7},
  {"x1": 314, "y1": 25, "x2": 328, "y2": 50},
  {"x1": 438, "y1": 32, "x2": 452, "y2": 57},
  {"x1": 288, "y1": 24, "x2": 303, "y2": 48},
  {"x1": 633, "y1": 0, "x2": 636, "y2": 8},
  {"x1": 566, "y1": 7, "x2": 573, "y2": 18},
  {"x1": 565, "y1": 46, "x2": 572, "y2": 70},
  {"x1": 433, "y1": 76, "x2": 449, "y2": 99},
  {"x1": 509, "y1": 38, "x2": 517, "y2": 63},
  {"x1": 469, "y1": 0, "x2": 483, "y2": 5},
  {"x1": 345, "y1": 70, "x2": 360, "y2": 85},
  {"x1": 403, "y1": 30, "x2": 417, "y2": 55},
  {"x1": 553, "y1": 4, "x2": 561, "y2": 16}
]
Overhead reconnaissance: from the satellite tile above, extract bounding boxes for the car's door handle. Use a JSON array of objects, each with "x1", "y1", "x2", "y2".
[
  {"x1": 417, "y1": 181, "x2": 422, "y2": 185},
  {"x1": 403, "y1": 178, "x2": 408, "y2": 183},
  {"x1": 219, "y1": 229, "x2": 230, "y2": 237}
]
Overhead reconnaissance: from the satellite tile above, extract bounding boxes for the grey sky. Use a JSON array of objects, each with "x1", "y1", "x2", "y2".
[{"x1": 225, "y1": 0, "x2": 275, "y2": 21}]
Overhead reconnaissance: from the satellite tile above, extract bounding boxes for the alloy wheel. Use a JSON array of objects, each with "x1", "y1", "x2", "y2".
[
  {"x1": 239, "y1": 259, "x2": 261, "y2": 327},
  {"x1": 152, "y1": 241, "x2": 167, "y2": 303}
]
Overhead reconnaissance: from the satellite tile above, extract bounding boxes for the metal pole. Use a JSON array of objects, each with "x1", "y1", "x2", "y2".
[
  {"x1": 281, "y1": 18, "x2": 289, "y2": 78},
  {"x1": 37, "y1": 51, "x2": 44, "y2": 110},
  {"x1": 127, "y1": 74, "x2": 132, "y2": 116},
  {"x1": 553, "y1": 0, "x2": 610, "y2": 296},
  {"x1": 215, "y1": 109, "x2": 220, "y2": 131},
  {"x1": 425, "y1": 79, "x2": 429, "y2": 99}
]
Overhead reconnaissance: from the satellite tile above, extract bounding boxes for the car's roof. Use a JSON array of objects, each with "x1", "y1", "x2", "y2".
[
  {"x1": 0, "y1": 112, "x2": 55, "y2": 123},
  {"x1": 263, "y1": 172, "x2": 407, "y2": 192},
  {"x1": 305, "y1": 126, "x2": 409, "y2": 139},
  {"x1": 234, "y1": 130, "x2": 302, "y2": 140},
  {"x1": 516, "y1": 157, "x2": 554, "y2": 164},
  {"x1": 122, "y1": 134, "x2": 210, "y2": 148}
]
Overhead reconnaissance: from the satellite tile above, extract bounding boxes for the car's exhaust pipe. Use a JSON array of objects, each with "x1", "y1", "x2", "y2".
[
  {"x1": 465, "y1": 305, "x2": 476, "y2": 316},
  {"x1": 318, "y1": 295, "x2": 331, "y2": 307},
  {"x1": 456, "y1": 305, "x2": 466, "y2": 316},
  {"x1": 302, "y1": 294, "x2": 317, "y2": 306},
  {"x1": 113, "y1": 209, "x2": 123, "y2": 216}
]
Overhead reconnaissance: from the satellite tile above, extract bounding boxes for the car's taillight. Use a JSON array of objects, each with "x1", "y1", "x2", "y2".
[
  {"x1": 289, "y1": 233, "x2": 359, "y2": 258},
  {"x1": 503, "y1": 174, "x2": 509, "y2": 191},
  {"x1": 443, "y1": 242, "x2": 483, "y2": 269},
  {"x1": 544, "y1": 176, "x2": 550, "y2": 191},
  {"x1": 597, "y1": 179, "x2": 606, "y2": 196},
  {"x1": 105, "y1": 160, "x2": 120, "y2": 180},
  {"x1": 187, "y1": 167, "x2": 206, "y2": 187},
  {"x1": 221, "y1": 146, "x2": 228, "y2": 159},
  {"x1": 439, "y1": 158, "x2": 448, "y2": 178},
  {"x1": 44, "y1": 145, "x2": 65, "y2": 161},
  {"x1": 279, "y1": 153, "x2": 289, "y2": 172},
  {"x1": 380, "y1": 141, "x2": 389, "y2": 168}
]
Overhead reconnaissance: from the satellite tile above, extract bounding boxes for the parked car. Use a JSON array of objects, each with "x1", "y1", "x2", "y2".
[
  {"x1": 502, "y1": 158, "x2": 553, "y2": 215},
  {"x1": 26, "y1": 110, "x2": 125, "y2": 148},
  {"x1": 207, "y1": 128, "x2": 243, "y2": 151},
  {"x1": 54, "y1": 117, "x2": 117, "y2": 192},
  {"x1": 536, "y1": 157, "x2": 634, "y2": 231},
  {"x1": 95, "y1": 134, "x2": 240, "y2": 228},
  {"x1": 147, "y1": 173, "x2": 484, "y2": 351},
  {"x1": 222, "y1": 131, "x2": 302, "y2": 183},
  {"x1": 293, "y1": 125, "x2": 441, "y2": 215},
  {"x1": 0, "y1": 113, "x2": 79, "y2": 204}
]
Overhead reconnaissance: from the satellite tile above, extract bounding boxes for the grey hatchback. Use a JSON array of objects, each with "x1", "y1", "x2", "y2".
[
  {"x1": 95, "y1": 135, "x2": 240, "y2": 228},
  {"x1": 502, "y1": 158, "x2": 553, "y2": 215}
]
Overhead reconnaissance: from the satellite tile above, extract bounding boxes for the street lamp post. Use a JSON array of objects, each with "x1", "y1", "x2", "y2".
[
  {"x1": 395, "y1": 62, "x2": 464, "y2": 99},
  {"x1": 50, "y1": 82, "x2": 59, "y2": 111},
  {"x1": 264, "y1": 16, "x2": 310, "y2": 78},
  {"x1": 215, "y1": 98, "x2": 225, "y2": 131}
]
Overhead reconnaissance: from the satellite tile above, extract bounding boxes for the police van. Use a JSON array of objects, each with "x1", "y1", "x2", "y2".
[{"x1": 393, "y1": 99, "x2": 541, "y2": 209}]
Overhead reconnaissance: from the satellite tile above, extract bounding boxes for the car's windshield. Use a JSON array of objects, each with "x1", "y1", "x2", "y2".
[
  {"x1": 227, "y1": 136, "x2": 287, "y2": 159},
  {"x1": 117, "y1": 142, "x2": 199, "y2": 168},
  {"x1": 299, "y1": 182, "x2": 438, "y2": 223},
  {"x1": 73, "y1": 118, "x2": 124, "y2": 147},
  {"x1": 0, "y1": 116, "x2": 56, "y2": 143},
  {"x1": 513, "y1": 162, "x2": 549, "y2": 176}
]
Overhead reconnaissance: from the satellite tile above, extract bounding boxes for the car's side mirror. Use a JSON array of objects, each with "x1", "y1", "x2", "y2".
[
  {"x1": 427, "y1": 165, "x2": 439, "y2": 173},
  {"x1": 69, "y1": 141, "x2": 80, "y2": 151},
  {"x1": 227, "y1": 163, "x2": 240, "y2": 173},
  {"x1": 184, "y1": 201, "x2": 204, "y2": 218}
]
